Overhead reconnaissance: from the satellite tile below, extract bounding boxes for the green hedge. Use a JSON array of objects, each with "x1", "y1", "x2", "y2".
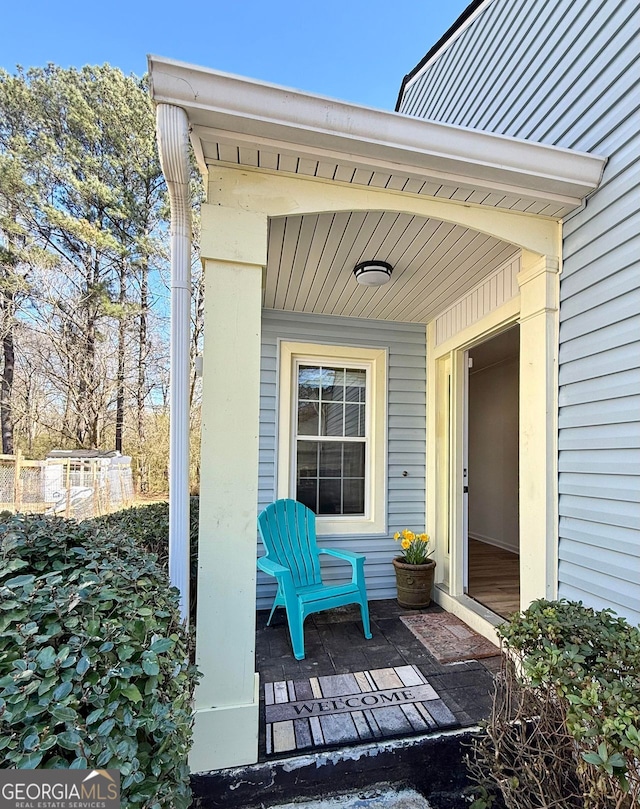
[
  {"x1": 93, "y1": 498, "x2": 199, "y2": 568},
  {"x1": 469, "y1": 599, "x2": 640, "y2": 809},
  {"x1": 501, "y1": 599, "x2": 640, "y2": 777},
  {"x1": 93, "y1": 499, "x2": 199, "y2": 625},
  {"x1": 0, "y1": 513, "x2": 199, "y2": 808}
]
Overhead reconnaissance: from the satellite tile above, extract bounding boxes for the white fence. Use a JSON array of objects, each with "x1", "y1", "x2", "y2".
[{"x1": 0, "y1": 453, "x2": 134, "y2": 519}]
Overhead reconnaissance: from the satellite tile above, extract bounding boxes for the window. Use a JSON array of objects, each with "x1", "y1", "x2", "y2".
[
  {"x1": 296, "y1": 364, "x2": 366, "y2": 515},
  {"x1": 278, "y1": 342, "x2": 386, "y2": 535}
]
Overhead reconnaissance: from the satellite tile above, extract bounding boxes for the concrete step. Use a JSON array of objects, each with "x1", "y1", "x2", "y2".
[
  {"x1": 191, "y1": 727, "x2": 479, "y2": 809},
  {"x1": 265, "y1": 786, "x2": 432, "y2": 808}
]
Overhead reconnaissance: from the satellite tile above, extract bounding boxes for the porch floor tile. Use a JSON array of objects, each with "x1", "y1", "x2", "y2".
[{"x1": 256, "y1": 600, "x2": 500, "y2": 760}]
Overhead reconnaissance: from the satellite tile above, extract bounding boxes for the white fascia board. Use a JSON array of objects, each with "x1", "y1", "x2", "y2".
[{"x1": 148, "y1": 55, "x2": 606, "y2": 204}]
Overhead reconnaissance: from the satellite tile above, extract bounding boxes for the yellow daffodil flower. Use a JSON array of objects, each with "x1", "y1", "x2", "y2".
[{"x1": 394, "y1": 528, "x2": 434, "y2": 565}]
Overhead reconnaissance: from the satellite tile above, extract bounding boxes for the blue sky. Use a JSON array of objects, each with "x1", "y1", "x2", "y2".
[{"x1": 2, "y1": 0, "x2": 470, "y2": 110}]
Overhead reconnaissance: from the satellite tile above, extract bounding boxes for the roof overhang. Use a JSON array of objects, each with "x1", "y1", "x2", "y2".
[{"x1": 148, "y1": 55, "x2": 606, "y2": 218}]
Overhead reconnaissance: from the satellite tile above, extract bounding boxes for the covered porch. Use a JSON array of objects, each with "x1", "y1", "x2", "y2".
[
  {"x1": 255, "y1": 599, "x2": 499, "y2": 760},
  {"x1": 148, "y1": 55, "x2": 605, "y2": 773}
]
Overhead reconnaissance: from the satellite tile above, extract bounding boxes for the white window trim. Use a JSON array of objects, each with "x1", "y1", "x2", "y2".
[{"x1": 277, "y1": 341, "x2": 387, "y2": 536}]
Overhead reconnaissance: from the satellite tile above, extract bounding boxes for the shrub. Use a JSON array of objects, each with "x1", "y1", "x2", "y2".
[
  {"x1": 467, "y1": 599, "x2": 640, "y2": 809},
  {"x1": 0, "y1": 513, "x2": 199, "y2": 808},
  {"x1": 93, "y1": 499, "x2": 199, "y2": 625}
]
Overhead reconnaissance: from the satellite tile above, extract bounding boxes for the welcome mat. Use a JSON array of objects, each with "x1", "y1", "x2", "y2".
[
  {"x1": 400, "y1": 613, "x2": 500, "y2": 664},
  {"x1": 264, "y1": 665, "x2": 457, "y2": 755}
]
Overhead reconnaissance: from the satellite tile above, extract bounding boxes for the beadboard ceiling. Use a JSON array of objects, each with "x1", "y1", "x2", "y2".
[{"x1": 263, "y1": 211, "x2": 518, "y2": 323}]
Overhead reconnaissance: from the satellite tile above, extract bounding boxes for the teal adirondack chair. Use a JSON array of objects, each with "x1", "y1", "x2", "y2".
[{"x1": 257, "y1": 499, "x2": 372, "y2": 660}]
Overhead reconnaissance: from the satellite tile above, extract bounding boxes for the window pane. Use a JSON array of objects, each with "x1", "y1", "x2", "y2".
[
  {"x1": 344, "y1": 403, "x2": 365, "y2": 437},
  {"x1": 345, "y1": 369, "x2": 366, "y2": 402},
  {"x1": 297, "y1": 478, "x2": 317, "y2": 513},
  {"x1": 343, "y1": 479, "x2": 364, "y2": 514},
  {"x1": 318, "y1": 367, "x2": 340, "y2": 399},
  {"x1": 299, "y1": 441, "x2": 366, "y2": 516},
  {"x1": 322, "y1": 367, "x2": 345, "y2": 401},
  {"x1": 343, "y1": 442, "x2": 365, "y2": 477},
  {"x1": 298, "y1": 365, "x2": 321, "y2": 400},
  {"x1": 318, "y1": 478, "x2": 341, "y2": 514},
  {"x1": 321, "y1": 402, "x2": 343, "y2": 436},
  {"x1": 297, "y1": 441, "x2": 318, "y2": 478},
  {"x1": 298, "y1": 401, "x2": 319, "y2": 435},
  {"x1": 319, "y1": 443, "x2": 342, "y2": 477}
]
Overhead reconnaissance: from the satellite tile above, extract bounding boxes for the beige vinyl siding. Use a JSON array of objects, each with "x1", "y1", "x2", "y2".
[
  {"x1": 257, "y1": 310, "x2": 426, "y2": 609},
  {"x1": 400, "y1": 0, "x2": 640, "y2": 623}
]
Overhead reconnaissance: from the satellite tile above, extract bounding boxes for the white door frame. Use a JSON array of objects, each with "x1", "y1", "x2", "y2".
[
  {"x1": 427, "y1": 252, "x2": 560, "y2": 642},
  {"x1": 430, "y1": 303, "x2": 520, "y2": 640}
]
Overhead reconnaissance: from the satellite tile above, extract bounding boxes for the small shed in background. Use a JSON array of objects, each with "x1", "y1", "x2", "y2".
[{"x1": 0, "y1": 449, "x2": 134, "y2": 519}]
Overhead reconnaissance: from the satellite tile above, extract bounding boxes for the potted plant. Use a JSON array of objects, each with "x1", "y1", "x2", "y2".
[{"x1": 392, "y1": 529, "x2": 436, "y2": 608}]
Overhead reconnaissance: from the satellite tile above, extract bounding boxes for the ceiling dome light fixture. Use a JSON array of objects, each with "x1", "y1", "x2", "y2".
[{"x1": 353, "y1": 260, "x2": 393, "y2": 287}]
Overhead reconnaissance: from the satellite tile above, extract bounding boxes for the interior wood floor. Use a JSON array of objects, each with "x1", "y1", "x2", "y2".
[{"x1": 467, "y1": 538, "x2": 520, "y2": 619}]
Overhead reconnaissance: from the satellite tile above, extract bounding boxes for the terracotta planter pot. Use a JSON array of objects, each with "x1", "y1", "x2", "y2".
[{"x1": 392, "y1": 556, "x2": 436, "y2": 609}]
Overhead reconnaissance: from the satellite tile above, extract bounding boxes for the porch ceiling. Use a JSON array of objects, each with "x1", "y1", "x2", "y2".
[
  {"x1": 149, "y1": 56, "x2": 606, "y2": 220},
  {"x1": 264, "y1": 211, "x2": 517, "y2": 323}
]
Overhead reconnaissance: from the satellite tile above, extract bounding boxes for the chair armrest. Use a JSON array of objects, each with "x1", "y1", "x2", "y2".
[
  {"x1": 318, "y1": 548, "x2": 366, "y2": 563},
  {"x1": 257, "y1": 557, "x2": 290, "y2": 577},
  {"x1": 257, "y1": 556, "x2": 298, "y2": 605},
  {"x1": 318, "y1": 548, "x2": 366, "y2": 585}
]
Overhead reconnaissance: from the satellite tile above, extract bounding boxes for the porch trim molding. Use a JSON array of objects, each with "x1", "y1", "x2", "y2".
[
  {"x1": 205, "y1": 167, "x2": 559, "y2": 257},
  {"x1": 432, "y1": 297, "x2": 521, "y2": 360}
]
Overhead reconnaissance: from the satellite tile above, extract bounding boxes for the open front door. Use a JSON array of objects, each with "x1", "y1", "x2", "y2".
[
  {"x1": 465, "y1": 326, "x2": 521, "y2": 619},
  {"x1": 435, "y1": 327, "x2": 520, "y2": 618}
]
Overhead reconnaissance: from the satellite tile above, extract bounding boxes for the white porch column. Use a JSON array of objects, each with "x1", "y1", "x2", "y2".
[
  {"x1": 190, "y1": 205, "x2": 267, "y2": 772},
  {"x1": 517, "y1": 251, "x2": 560, "y2": 607}
]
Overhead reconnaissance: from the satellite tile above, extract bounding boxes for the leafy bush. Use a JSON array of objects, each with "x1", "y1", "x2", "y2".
[
  {"x1": 93, "y1": 499, "x2": 199, "y2": 625},
  {"x1": 468, "y1": 599, "x2": 640, "y2": 809},
  {"x1": 93, "y1": 499, "x2": 199, "y2": 567},
  {"x1": 0, "y1": 513, "x2": 199, "y2": 808}
]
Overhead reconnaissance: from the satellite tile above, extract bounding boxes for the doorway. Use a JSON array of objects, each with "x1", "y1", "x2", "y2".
[{"x1": 465, "y1": 326, "x2": 520, "y2": 618}]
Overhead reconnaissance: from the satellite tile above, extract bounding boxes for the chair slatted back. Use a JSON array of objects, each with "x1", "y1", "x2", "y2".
[{"x1": 258, "y1": 499, "x2": 322, "y2": 589}]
